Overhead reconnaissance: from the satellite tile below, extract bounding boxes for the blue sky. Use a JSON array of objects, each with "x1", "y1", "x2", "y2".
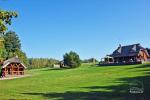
[{"x1": 0, "y1": 0, "x2": 150, "y2": 60}]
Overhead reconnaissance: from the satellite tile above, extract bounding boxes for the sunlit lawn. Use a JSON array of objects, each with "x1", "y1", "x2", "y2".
[{"x1": 0, "y1": 63, "x2": 150, "y2": 100}]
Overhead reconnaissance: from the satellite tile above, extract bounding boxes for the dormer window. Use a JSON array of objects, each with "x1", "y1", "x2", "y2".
[
  {"x1": 130, "y1": 45, "x2": 136, "y2": 52},
  {"x1": 114, "y1": 46, "x2": 122, "y2": 54},
  {"x1": 117, "y1": 46, "x2": 122, "y2": 53}
]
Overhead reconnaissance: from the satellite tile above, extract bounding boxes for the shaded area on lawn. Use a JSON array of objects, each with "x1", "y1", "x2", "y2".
[
  {"x1": 22, "y1": 88, "x2": 145, "y2": 100},
  {"x1": 82, "y1": 76, "x2": 150, "y2": 100},
  {"x1": 22, "y1": 63, "x2": 150, "y2": 100},
  {"x1": 22, "y1": 91, "x2": 130, "y2": 100},
  {"x1": 127, "y1": 63, "x2": 150, "y2": 69}
]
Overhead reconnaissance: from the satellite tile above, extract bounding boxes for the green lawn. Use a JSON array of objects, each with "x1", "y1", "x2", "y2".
[{"x1": 0, "y1": 63, "x2": 150, "y2": 100}]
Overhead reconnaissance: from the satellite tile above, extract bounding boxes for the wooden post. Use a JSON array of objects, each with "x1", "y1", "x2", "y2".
[
  {"x1": 10, "y1": 64, "x2": 14, "y2": 75},
  {"x1": 16, "y1": 63, "x2": 20, "y2": 75},
  {"x1": 12, "y1": 64, "x2": 13, "y2": 75},
  {"x1": 23, "y1": 68, "x2": 24, "y2": 75},
  {"x1": 4, "y1": 68, "x2": 6, "y2": 76},
  {"x1": 17, "y1": 64, "x2": 19, "y2": 75},
  {"x1": 10, "y1": 64, "x2": 12, "y2": 75}
]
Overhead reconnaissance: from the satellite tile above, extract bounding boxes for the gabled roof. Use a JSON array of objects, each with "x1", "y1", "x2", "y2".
[
  {"x1": 110, "y1": 44, "x2": 149, "y2": 57},
  {"x1": 2, "y1": 57, "x2": 27, "y2": 68}
]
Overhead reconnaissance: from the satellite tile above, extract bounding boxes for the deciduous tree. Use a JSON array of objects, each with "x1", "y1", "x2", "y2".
[
  {"x1": 0, "y1": 10, "x2": 17, "y2": 34},
  {"x1": 63, "y1": 51, "x2": 81, "y2": 68}
]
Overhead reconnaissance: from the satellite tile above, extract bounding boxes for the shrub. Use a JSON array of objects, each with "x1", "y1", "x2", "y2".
[{"x1": 63, "y1": 51, "x2": 81, "y2": 68}]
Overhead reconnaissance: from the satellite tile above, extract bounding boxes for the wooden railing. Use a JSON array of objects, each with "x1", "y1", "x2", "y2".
[
  {"x1": 4, "y1": 71, "x2": 24, "y2": 75},
  {"x1": 99, "y1": 61, "x2": 142, "y2": 66}
]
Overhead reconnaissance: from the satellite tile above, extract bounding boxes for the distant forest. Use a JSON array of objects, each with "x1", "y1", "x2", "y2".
[{"x1": 28, "y1": 58, "x2": 59, "y2": 69}]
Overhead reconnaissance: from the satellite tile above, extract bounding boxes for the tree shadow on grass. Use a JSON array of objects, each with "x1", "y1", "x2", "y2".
[
  {"x1": 81, "y1": 75, "x2": 150, "y2": 100},
  {"x1": 22, "y1": 64, "x2": 150, "y2": 100},
  {"x1": 22, "y1": 90, "x2": 131, "y2": 100},
  {"x1": 80, "y1": 73, "x2": 150, "y2": 100},
  {"x1": 22, "y1": 80, "x2": 148, "y2": 100},
  {"x1": 22, "y1": 85, "x2": 146, "y2": 100},
  {"x1": 127, "y1": 63, "x2": 150, "y2": 70},
  {"x1": 136, "y1": 64, "x2": 150, "y2": 68},
  {"x1": 118, "y1": 63, "x2": 150, "y2": 99},
  {"x1": 22, "y1": 77, "x2": 150, "y2": 100}
]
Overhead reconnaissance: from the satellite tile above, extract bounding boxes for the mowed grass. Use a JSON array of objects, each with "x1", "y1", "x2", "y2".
[{"x1": 0, "y1": 63, "x2": 150, "y2": 100}]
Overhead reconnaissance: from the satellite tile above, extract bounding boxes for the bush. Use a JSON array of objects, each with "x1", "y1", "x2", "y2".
[{"x1": 63, "y1": 51, "x2": 81, "y2": 68}]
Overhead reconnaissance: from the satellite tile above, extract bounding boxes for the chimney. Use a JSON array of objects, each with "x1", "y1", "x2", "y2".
[
  {"x1": 119, "y1": 44, "x2": 121, "y2": 47},
  {"x1": 117, "y1": 44, "x2": 122, "y2": 53}
]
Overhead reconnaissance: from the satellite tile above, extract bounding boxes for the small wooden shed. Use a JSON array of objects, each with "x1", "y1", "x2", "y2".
[{"x1": 1, "y1": 57, "x2": 26, "y2": 76}]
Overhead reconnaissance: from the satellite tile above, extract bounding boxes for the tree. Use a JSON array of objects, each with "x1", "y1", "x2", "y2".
[
  {"x1": 0, "y1": 48, "x2": 7, "y2": 61},
  {"x1": 3, "y1": 31, "x2": 28, "y2": 65},
  {"x1": 14, "y1": 49, "x2": 29, "y2": 66},
  {"x1": 0, "y1": 9, "x2": 18, "y2": 60},
  {"x1": 0, "y1": 10, "x2": 18, "y2": 34},
  {"x1": 0, "y1": 36, "x2": 7, "y2": 61},
  {"x1": 63, "y1": 51, "x2": 81, "y2": 68},
  {"x1": 4, "y1": 31, "x2": 21, "y2": 53}
]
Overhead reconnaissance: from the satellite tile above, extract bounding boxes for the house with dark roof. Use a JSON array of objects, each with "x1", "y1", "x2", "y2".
[
  {"x1": 1, "y1": 56, "x2": 26, "y2": 77},
  {"x1": 102, "y1": 44, "x2": 149, "y2": 65}
]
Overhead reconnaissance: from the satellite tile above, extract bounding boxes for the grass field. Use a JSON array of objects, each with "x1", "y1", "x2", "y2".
[{"x1": 0, "y1": 63, "x2": 150, "y2": 100}]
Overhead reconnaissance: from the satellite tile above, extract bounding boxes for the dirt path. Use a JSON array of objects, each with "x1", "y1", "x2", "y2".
[{"x1": 0, "y1": 75, "x2": 31, "y2": 80}]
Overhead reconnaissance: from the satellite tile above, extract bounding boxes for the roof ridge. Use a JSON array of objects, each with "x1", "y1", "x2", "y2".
[{"x1": 120, "y1": 43, "x2": 140, "y2": 47}]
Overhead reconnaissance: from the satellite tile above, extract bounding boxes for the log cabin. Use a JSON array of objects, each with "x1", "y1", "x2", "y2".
[
  {"x1": 102, "y1": 44, "x2": 149, "y2": 64},
  {"x1": 1, "y1": 56, "x2": 26, "y2": 77}
]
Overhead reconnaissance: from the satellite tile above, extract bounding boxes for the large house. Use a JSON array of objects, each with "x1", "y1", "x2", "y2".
[{"x1": 102, "y1": 44, "x2": 149, "y2": 64}]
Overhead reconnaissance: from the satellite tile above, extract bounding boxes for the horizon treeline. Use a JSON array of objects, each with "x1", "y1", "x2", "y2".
[{"x1": 28, "y1": 58, "x2": 59, "y2": 69}]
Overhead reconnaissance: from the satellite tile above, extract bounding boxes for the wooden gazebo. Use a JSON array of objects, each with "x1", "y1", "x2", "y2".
[{"x1": 1, "y1": 56, "x2": 26, "y2": 76}]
